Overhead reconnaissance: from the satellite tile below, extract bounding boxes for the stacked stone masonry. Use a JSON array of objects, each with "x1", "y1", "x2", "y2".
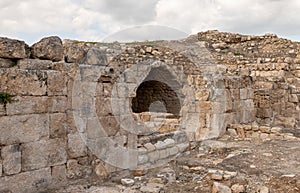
[{"x1": 0, "y1": 31, "x2": 299, "y2": 192}]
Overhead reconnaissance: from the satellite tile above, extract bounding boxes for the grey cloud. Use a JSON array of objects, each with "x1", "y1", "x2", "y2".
[
  {"x1": 102, "y1": 25, "x2": 188, "y2": 42},
  {"x1": 83, "y1": 0, "x2": 159, "y2": 24}
]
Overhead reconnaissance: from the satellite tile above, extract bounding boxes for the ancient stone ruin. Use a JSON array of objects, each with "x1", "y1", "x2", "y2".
[{"x1": 0, "y1": 31, "x2": 299, "y2": 192}]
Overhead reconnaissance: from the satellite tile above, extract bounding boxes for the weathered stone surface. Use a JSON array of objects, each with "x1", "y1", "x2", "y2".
[
  {"x1": 1, "y1": 144, "x2": 21, "y2": 175},
  {"x1": 47, "y1": 71, "x2": 68, "y2": 96},
  {"x1": 0, "y1": 69, "x2": 47, "y2": 96},
  {"x1": 49, "y1": 96, "x2": 68, "y2": 112},
  {"x1": 83, "y1": 48, "x2": 107, "y2": 65},
  {"x1": 67, "y1": 133, "x2": 87, "y2": 158},
  {"x1": 0, "y1": 37, "x2": 29, "y2": 59},
  {"x1": 212, "y1": 182, "x2": 232, "y2": 193},
  {"x1": 0, "y1": 58, "x2": 15, "y2": 68},
  {"x1": 0, "y1": 168, "x2": 52, "y2": 193},
  {"x1": 31, "y1": 36, "x2": 63, "y2": 62},
  {"x1": 94, "y1": 160, "x2": 110, "y2": 180},
  {"x1": 0, "y1": 161, "x2": 2, "y2": 177},
  {"x1": 51, "y1": 165, "x2": 67, "y2": 187},
  {"x1": 0, "y1": 114, "x2": 49, "y2": 145},
  {"x1": 50, "y1": 113, "x2": 67, "y2": 138},
  {"x1": 6, "y1": 96, "x2": 48, "y2": 115},
  {"x1": 140, "y1": 183, "x2": 164, "y2": 193},
  {"x1": 66, "y1": 159, "x2": 92, "y2": 179},
  {"x1": 17, "y1": 58, "x2": 53, "y2": 70},
  {"x1": 64, "y1": 45, "x2": 86, "y2": 63},
  {"x1": 0, "y1": 105, "x2": 5, "y2": 116},
  {"x1": 22, "y1": 138, "x2": 67, "y2": 171},
  {"x1": 231, "y1": 184, "x2": 245, "y2": 193}
]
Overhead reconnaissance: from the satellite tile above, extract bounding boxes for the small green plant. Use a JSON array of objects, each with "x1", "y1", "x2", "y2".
[
  {"x1": 234, "y1": 52, "x2": 241, "y2": 56},
  {"x1": 0, "y1": 93, "x2": 14, "y2": 105},
  {"x1": 10, "y1": 61, "x2": 17, "y2": 67}
]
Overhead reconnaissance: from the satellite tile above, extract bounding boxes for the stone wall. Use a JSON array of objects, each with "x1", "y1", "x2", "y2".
[
  {"x1": 0, "y1": 31, "x2": 299, "y2": 192},
  {"x1": 198, "y1": 30, "x2": 299, "y2": 129}
]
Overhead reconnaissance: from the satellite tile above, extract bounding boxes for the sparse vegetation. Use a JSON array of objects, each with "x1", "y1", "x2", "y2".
[
  {"x1": 0, "y1": 92, "x2": 14, "y2": 105},
  {"x1": 10, "y1": 61, "x2": 17, "y2": 67}
]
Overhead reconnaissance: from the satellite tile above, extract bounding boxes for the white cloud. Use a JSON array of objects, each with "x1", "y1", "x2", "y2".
[{"x1": 0, "y1": 0, "x2": 299, "y2": 44}]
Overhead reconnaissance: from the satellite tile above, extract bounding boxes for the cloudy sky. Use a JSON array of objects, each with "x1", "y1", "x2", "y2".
[{"x1": 0, "y1": 0, "x2": 299, "y2": 45}]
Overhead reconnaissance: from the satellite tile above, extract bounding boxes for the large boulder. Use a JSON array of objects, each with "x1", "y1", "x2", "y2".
[
  {"x1": 31, "y1": 36, "x2": 63, "y2": 62},
  {"x1": 0, "y1": 37, "x2": 30, "y2": 59}
]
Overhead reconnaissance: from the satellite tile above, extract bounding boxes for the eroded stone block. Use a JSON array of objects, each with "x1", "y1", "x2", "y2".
[
  {"x1": 22, "y1": 138, "x2": 67, "y2": 171},
  {"x1": 67, "y1": 133, "x2": 87, "y2": 158},
  {"x1": 1, "y1": 144, "x2": 21, "y2": 175},
  {"x1": 47, "y1": 71, "x2": 68, "y2": 96},
  {"x1": 0, "y1": 114, "x2": 49, "y2": 145},
  {"x1": 0, "y1": 168, "x2": 51, "y2": 193},
  {"x1": 50, "y1": 113, "x2": 67, "y2": 138}
]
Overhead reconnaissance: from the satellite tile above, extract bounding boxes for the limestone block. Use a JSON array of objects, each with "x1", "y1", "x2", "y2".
[
  {"x1": 0, "y1": 114, "x2": 49, "y2": 145},
  {"x1": 260, "y1": 126, "x2": 271, "y2": 133},
  {"x1": 256, "y1": 108, "x2": 272, "y2": 118},
  {"x1": 99, "y1": 116, "x2": 120, "y2": 136},
  {"x1": 176, "y1": 142, "x2": 189, "y2": 152},
  {"x1": 169, "y1": 146, "x2": 179, "y2": 155},
  {"x1": 260, "y1": 133, "x2": 270, "y2": 140},
  {"x1": 47, "y1": 71, "x2": 67, "y2": 96},
  {"x1": 289, "y1": 94, "x2": 298, "y2": 103},
  {"x1": 0, "y1": 105, "x2": 5, "y2": 116},
  {"x1": 270, "y1": 127, "x2": 282, "y2": 134},
  {"x1": 0, "y1": 58, "x2": 14, "y2": 68},
  {"x1": 240, "y1": 89, "x2": 248, "y2": 100},
  {"x1": 66, "y1": 159, "x2": 92, "y2": 179},
  {"x1": 22, "y1": 138, "x2": 67, "y2": 171},
  {"x1": 0, "y1": 37, "x2": 29, "y2": 59},
  {"x1": 64, "y1": 45, "x2": 86, "y2": 63},
  {"x1": 51, "y1": 165, "x2": 67, "y2": 187},
  {"x1": 154, "y1": 141, "x2": 167, "y2": 150},
  {"x1": 17, "y1": 59, "x2": 53, "y2": 70},
  {"x1": 236, "y1": 127, "x2": 245, "y2": 139},
  {"x1": 227, "y1": 128, "x2": 238, "y2": 136},
  {"x1": 103, "y1": 83, "x2": 113, "y2": 97},
  {"x1": 292, "y1": 69, "x2": 300, "y2": 77},
  {"x1": 212, "y1": 102, "x2": 226, "y2": 113},
  {"x1": 148, "y1": 151, "x2": 160, "y2": 162},
  {"x1": 195, "y1": 90, "x2": 210, "y2": 101},
  {"x1": 67, "y1": 133, "x2": 87, "y2": 158},
  {"x1": 172, "y1": 131, "x2": 188, "y2": 143},
  {"x1": 212, "y1": 182, "x2": 232, "y2": 193},
  {"x1": 0, "y1": 168, "x2": 52, "y2": 193},
  {"x1": 212, "y1": 89, "x2": 227, "y2": 102},
  {"x1": 231, "y1": 184, "x2": 245, "y2": 193},
  {"x1": 0, "y1": 69, "x2": 47, "y2": 96},
  {"x1": 95, "y1": 96, "x2": 112, "y2": 116},
  {"x1": 159, "y1": 149, "x2": 169, "y2": 159},
  {"x1": 48, "y1": 96, "x2": 68, "y2": 113},
  {"x1": 138, "y1": 154, "x2": 149, "y2": 164},
  {"x1": 144, "y1": 143, "x2": 156, "y2": 151},
  {"x1": 158, "y1": 124, "x2": 177, "y2": 133},
  {"x1": 50, "y1": 113, "x2": 67, "y2": 138},
  {"x1": 1, "y1": 144, "x2": 21, "y2": 175},
  {"x1": 83, "y1": 48, "x2": 107, "y2": 65},
  {"x1": 94, "y1": 161, "x2": 110, "y2": 180},
  {"x1": 31, "y1": 36, "x2": 64, "y2": 62},
  {"x1": 6, "y1": 96, "x2": 49, "y2": 115}
]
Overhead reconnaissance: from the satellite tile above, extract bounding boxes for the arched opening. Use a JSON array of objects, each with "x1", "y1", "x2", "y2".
[{"x1": 132, "y1": 80, "x2": 181, "y2": 117}]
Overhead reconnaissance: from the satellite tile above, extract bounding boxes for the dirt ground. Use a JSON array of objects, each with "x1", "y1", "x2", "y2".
[{"x1": 55, "y1": 138, "x2": 300, "y2": 193}]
